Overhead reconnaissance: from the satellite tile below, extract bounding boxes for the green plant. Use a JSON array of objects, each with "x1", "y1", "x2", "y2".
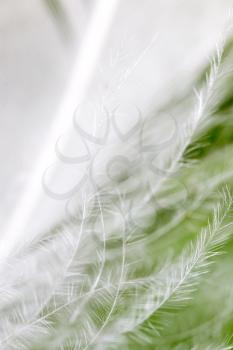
[{"x1": 1, "y1": 7, "x2": 233, "y2": 350}]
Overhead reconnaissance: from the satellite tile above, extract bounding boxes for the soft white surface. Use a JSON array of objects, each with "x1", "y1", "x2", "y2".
[{"x1": 0, "y1": 0, "x2": 232, "y2": 243}]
